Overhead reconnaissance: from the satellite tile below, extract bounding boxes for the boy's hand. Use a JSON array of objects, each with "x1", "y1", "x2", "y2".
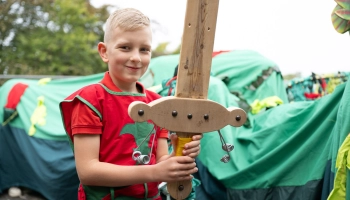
[
  {"x1": 170, "y1": 134, "x2": 202, "y2": 158},
  {"x1": 154, "y1": 156, "x2": 198, "y2": 182}
]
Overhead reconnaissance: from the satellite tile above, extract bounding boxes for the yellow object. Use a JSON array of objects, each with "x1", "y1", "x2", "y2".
[
  {"x1": 28, "y1": 96, "x2": 47, "y2": 136},
  {"x1": 175, "y1": 137, "x2": 192, "y2": 156},
  {"x1": 326, "y1": 77, "x2": 342, "y2": 94},
  {"x1": 328, "y1": 134, "x2": 350, "y2": 200},
  {"x1": 250, "y1": 96, "x2": 283, "y2": 114},
  {"x1": 38, "y1": 78, "x2": 52, "y2": 85},
  {"x1": 313, "y1": 83, "x2": 319, "y2": 94}
]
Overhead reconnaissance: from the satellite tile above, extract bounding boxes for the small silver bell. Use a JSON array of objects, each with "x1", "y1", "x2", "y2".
[
  {"x1": 136, "y1": 155, "x2": 150, "y2": 165},
  {"x1": 132, "y1": 150, "x2": 142, "y2": 161},
  {"x1": 132, "y1": 150, "x2": 150, "y2": 165},
  {"x1": 222, "y1": 144, "x2": 234, "y2": 152},
  {"x1": 220, "y1": 154, "x2": 230, "y2": 163}
]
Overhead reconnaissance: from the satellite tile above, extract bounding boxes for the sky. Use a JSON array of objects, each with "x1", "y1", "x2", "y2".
[{"x1": 90, "y1": 0, "x2": 349, "y2": 77}]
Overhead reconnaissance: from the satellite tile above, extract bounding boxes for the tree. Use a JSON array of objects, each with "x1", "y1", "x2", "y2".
[
  {"x1": 0, "y1": 0, "x2": 179, "y2": 79},
  {"x1": 0, "y1": 0, "x2": 111, "y2": 76}
]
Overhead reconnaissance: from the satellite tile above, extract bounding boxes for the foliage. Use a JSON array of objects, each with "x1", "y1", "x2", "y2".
[
  {"x1": 0, "y1": 0, "x2": 111, "y2": 76},
  {"x1": 332, "y1": 0, "x2": 350, "y2": 34},
  {"x1": 0, "y1": 0, "x2": 180, "y2": 79},
  {"x1": 152, "y1": 42, "x2": 181, "y2": 58},
  {"x1": 282, "y1": 72, "x2": 302, "y2": 81}
]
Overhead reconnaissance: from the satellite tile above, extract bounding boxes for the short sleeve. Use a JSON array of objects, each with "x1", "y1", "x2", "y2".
[
  {"x1": 71, "y1": 100, "x2": 103, "y2": 135},
  {"x1": 158, "y1": 128, "x2": 169, "y2": 139}
]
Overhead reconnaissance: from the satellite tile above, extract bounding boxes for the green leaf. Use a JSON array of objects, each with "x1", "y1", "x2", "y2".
[
  {"x1": 335, "y1": 0, "x2": 350, "y2": 9},
  {"x1": 335, "y1": 0, "x2": 350, "y2": 10},
  {"x1": 335, "y1": 9, "x2": 350, "y2": 20},
  {"x1": 332, "y1": 5, "x2": 350, "y2": 33}
]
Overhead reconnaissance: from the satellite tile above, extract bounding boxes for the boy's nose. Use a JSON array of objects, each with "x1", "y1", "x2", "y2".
[{"x1": 130, "y1": 53, "x2": 141, "y2": 63}]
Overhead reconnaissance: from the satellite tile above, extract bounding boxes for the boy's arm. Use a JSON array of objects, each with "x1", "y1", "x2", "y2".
[
  {"x1": 156, "y1": 138, "x2": 172, "y2": 163},
  {"x1": 74, "y1": 134, "x2": 156, "y2": 186},
  {"x1": 74, "y1": 134, "x2": 197, "y2": 187}
]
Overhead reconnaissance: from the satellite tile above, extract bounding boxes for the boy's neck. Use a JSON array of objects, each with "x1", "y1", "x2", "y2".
[
  {"x1": 118, "y1": 83, "x2": 138, "y2": 93},
  {"x1": 114, "y1": 81, "x2": 142, "y2": 93},
  {"x1": 107, "y1": 72, "x2": 143, "y2": 93}
]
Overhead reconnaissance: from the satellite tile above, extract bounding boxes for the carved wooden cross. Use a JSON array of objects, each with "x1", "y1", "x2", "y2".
[{"x1": 129, "y1": 0, "x2": 246, "y2": 199}]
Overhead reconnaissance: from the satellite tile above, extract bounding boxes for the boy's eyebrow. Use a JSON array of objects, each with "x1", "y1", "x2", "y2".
[
  {"x1": 115, "y1": 40, "x2": 130, "y2": 45},
  {"x1": 114, "y1": 42, "x2": 151, "y2": 48},
  {"x1": 112, "y1": 41, "x2": 130, "y2": 48},
  {"x1": 142, "y1": 44, "x2": 152, "y2": 49}
]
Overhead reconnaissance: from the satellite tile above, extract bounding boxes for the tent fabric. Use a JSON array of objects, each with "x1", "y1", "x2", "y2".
[
  {"x1": 3, "y1": 83, "x2": 28, "y2": 126},
  {"x1": 223, "y1": 81, "x2": 348, "y2": 200},
  {"x1": 327, "y1": 72, "x2": 350, "y2": 199},
  {"x1": 210, "y1": 50, "x2": 289, "y2": 129},
  {"x1": 201, "y1": 70, "x2": 349, "y2": 199},
  {"x1": 0, "y1": 76, "x2": 103, "y2": 199},
  {"x1": 152, "y1": 50, "x2": 350, "y2": 199},
  {"x1": 1, "y1": 75, "x2": 104, "y2": 140},
  {"x1": 210, "y1": 50, "x2": 287, "y2": 103},
  {"x1": 4, "y1": 82, "x2": 28, "y2": 109},
  {"x1": 0, "y1": 125, "x2": 79, "y2": 200},
  {"x1": 171, "y1": 79, "x2": 348, "y2": 200}
]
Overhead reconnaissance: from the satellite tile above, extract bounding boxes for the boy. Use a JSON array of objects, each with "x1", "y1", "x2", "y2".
[{"x1": 59, "y1": 8, "x2": 202, "y2": 200}]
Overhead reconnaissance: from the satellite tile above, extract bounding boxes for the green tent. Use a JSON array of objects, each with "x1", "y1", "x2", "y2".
[
  {"x1": 0, "y1": 74, "x2": 103, "y2": 199},
  {"x1": 147, "y1": 50, "x2": 350, "y2": 200}
]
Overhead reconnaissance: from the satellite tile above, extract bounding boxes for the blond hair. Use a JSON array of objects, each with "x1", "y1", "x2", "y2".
[{"x1": 104, "y1": 8, "x2": 151, "y2": 42}]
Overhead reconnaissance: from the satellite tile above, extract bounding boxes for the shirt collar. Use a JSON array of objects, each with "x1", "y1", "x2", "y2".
[{"x1": 100, "y1": 72, "x2": 145, "y2": 93}]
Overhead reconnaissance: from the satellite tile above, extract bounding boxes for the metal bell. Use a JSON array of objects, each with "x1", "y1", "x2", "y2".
[
  {"x1": 132, "y1": 150, "x2": 142, "y2": 161},
  {"x1": 222, "y1": 143, "x2": 234, "y2": 152},
  {"x1": 220, "y1": 154, "x2": 230, "y2": 163},
  {"x1": 136, "y1": 155, "x2": 150, "y2": 165},
  {"x1": 132, "y1": 150, "x2": 150, "y2": 165}
]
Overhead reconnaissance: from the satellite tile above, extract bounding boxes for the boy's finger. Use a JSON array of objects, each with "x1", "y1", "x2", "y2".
[
  {"x1": 175, "y1": 155, "x2": 195, "y2": 163},
  {"x1": 183, "y1": 145, "x2": 200, "y2": 153},
  {"x1": 184, "y1": 141, "x2": 200, "y2": 149}
]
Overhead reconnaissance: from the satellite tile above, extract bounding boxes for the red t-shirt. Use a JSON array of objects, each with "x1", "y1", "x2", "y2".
[{"x1": 60, "y1": 72, "x2": 167, "y2": 200}]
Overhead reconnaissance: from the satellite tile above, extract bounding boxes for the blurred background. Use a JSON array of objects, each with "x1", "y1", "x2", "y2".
[{"x1": 0, "y1": 0, "x2": 349, "y2": 86}]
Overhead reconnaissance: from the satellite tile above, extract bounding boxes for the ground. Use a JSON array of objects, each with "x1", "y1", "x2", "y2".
[{"x1": 0, "y1": 187, "x2": 45, "y2": 200}]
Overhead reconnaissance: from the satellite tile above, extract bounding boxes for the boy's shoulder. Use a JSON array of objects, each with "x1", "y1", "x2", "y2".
[
  {"x1": 64, "y1": 83, "x2": 102, "y2": 100},
  {"x1": 145, "y1": 88, "x2": 162, "y2": 100}
]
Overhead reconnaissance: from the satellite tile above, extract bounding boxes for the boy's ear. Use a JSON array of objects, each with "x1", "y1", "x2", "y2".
[{"x1": 97, "y1": 42, "x2": 108, "y2": 63}]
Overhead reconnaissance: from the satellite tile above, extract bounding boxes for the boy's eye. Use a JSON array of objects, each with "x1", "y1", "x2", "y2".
[
  {"x1": 120, "y1": 46, "x2": 130, "y2": 50},
  {"x1": 141, "y1": 48, "x2": 150, "y2": 52}
]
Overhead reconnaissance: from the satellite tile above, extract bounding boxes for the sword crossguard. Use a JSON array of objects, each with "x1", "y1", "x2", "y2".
[{"x1": 128, "y1": 96, "x2": 247, "y2": 133}]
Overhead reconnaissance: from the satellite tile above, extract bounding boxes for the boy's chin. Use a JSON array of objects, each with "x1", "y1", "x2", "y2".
[{"x1": 125, "y1": 77, "x2": 142, "y2": 83}]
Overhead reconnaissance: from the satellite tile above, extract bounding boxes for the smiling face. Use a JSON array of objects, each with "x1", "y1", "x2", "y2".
[{"x1": 98, "y1": 26, "x2": 152, "y2": 92}]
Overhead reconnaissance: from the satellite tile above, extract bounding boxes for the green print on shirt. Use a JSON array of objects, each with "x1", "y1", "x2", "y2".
[{"x1": 120, "y1": 122, "x2": 156, "y2": 159}]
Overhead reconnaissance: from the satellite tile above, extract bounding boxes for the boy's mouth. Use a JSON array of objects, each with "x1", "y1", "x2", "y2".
[{"x1": 126, "y1": 66, "x2": 142, "y2": 71}]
